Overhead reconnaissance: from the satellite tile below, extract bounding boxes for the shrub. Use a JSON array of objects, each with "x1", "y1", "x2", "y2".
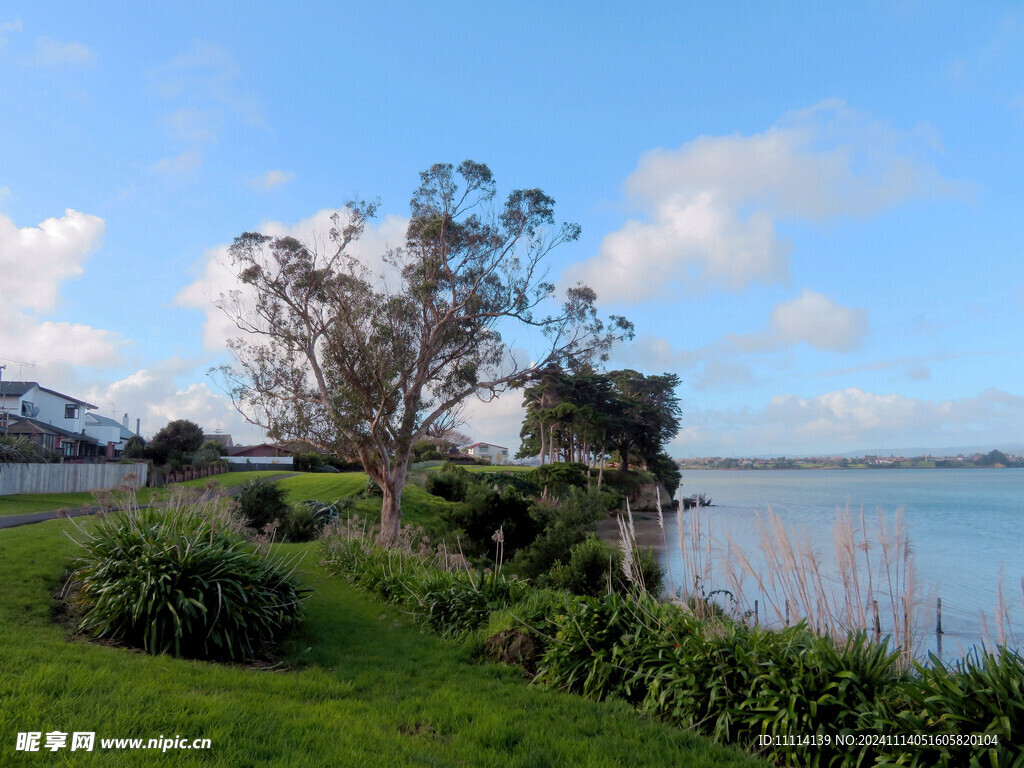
[
  {"x1": 535, "y1": 462, "x2": 589, "y2": 495},
  {"x1": 444, "y1": 483, "x2": 538, "y2": 560},
  {"x1": 235, "y1": 478, "x2": 291, "y2": 530},
  {"x1": 511, "y1": 488, "x2": 605, "y2": 579},
  {"x1": 293, "y1": 452, "x2": 325, "y2": 472},
  {"x1": 281, "y1": 505, "x2": 321, "y2": 542},
  {"x1": 70, "y1": 502, "x2": 305, "y2": 660},
  {"x1": 424, "y1": 462, "x2": 469, "y2": 502},
  {"x1": 484, "y1": 470, "x2": 542, "y2": 496},
  {"x1": 546, "y1": 535, "x2": 664, "y2": 597}
]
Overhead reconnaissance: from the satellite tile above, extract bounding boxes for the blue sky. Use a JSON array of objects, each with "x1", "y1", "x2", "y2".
[{"x1": 2, "y1": 2, "x2": 1023, "y2": 457}]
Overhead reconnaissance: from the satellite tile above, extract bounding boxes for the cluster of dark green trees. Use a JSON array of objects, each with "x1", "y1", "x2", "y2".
[
  {"x1": 123, "y1": 419, "x2": 227, "y2": 469},
  {"x1": 517, "y1": 364, "x2": 682, "y2": 494}
]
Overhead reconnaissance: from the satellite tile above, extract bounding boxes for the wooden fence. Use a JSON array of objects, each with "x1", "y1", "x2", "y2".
[{"x1": 0, "y1": 463, "x2": 149, "y2": 496}]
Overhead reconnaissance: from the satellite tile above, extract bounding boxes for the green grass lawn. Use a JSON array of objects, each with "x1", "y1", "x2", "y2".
[
  {"x1": 278, "y1": 472, "x2": 457, "y2": 534},
  {"x1": 0, "y1": 518, "x2": 767, "y2": 767},
  {"x1": 0, "y1": 491, "x2": 98, "y2": 517},
  {"x1": 0, "y1": 471, "x2": 294, "y2": 517}
]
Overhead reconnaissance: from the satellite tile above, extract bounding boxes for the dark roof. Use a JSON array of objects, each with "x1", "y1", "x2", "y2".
[
  {"x1": 5, "y1": 416, "x2": 101, "y2": 444},
  {"x1": 464, "y1": 442, "x2": 508, "y2": 450},
  {"x1": 0, "y1": 381, "x2": 97, "y2": 409},
  {"x1": 0, "y1": 381, "x2": 36, "y2": 397}
]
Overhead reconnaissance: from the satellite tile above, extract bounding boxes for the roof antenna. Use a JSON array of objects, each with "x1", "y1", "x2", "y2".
[{"x1": 0, "y1": 357, "x2": 36, "y2": 381}]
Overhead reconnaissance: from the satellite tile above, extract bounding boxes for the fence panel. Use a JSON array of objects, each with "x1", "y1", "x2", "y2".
[{"x1": 0, "y1": 463, "x2": 149, "y2": 496}]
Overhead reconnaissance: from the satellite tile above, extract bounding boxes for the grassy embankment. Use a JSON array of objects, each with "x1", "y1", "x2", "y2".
[{"x1": 0, "y1": 494, "x2": 765, "y2": 768}]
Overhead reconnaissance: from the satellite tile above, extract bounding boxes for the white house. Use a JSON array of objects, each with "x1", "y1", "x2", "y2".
[
  {"x1": 0, "y1": 381, "x2": 103, "y2": 457},
  {"x1": 84, "y1": 413, "x2": 138, "y2": 457},
  {"x1": 463, "y1": 442, "x2": 509, "y2": 465}
]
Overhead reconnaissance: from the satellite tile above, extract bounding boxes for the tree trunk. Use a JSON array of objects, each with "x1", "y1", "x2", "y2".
[
  {"x1": 375, "y1": 460, "x2": 409, "y2": 548},
  {"x1": 538, "y1": 418, "x2": 546, "y2": 465}
]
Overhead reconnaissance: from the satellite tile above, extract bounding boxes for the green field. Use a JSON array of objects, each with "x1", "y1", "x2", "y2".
[
  {"x1": 0, "y1": 514, "x2": 766, "y2": 767},
  {"x1": 0, "y1": 471, "x2": 295, "y2": 517}
]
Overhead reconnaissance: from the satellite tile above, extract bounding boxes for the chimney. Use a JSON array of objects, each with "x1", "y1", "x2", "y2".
[
  {"x1": 136, "y1": 418, "x2": 140, "y2": 436},
  {"x1": 122, "y1": 412, "x2": 129, "y2": 428}
]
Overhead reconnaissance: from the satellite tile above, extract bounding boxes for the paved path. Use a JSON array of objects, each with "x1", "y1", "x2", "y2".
[{"x1": 0, "y1": 473, "x2": 300, "y2": 530}]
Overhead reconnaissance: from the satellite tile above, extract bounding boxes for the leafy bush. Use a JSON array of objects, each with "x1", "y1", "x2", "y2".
[
  {"x1": 421, "y1": 569, "x2": 530, "y2": 636},
  {"x1": 71, "y1": 503, "x2": 305, "y2": 660},
  {"x1": 281, "y1": 505, "x2": 321, "y2": 542},
  {"x1": 535, "y1": 462, "x2": 589, "y2": 495},
  {"x1": 511, "y1": 488, "x2": 605, "y2": 579},
  {"x1": 0, "y1": 435, "x2": 58, "y2": 463},
  {"x1": 484, "y1": 470, "x2": 542, "y2": 496},
  {"x1": 293, "y1": 452, "x2": 325, "y2": 472},
  {"x1": 234, "y1": 478, "x2": 291, "y2": 530},
  {"x1": 544, "y1": 535, "x2": 664, "y2": 597},
  {"x1": 444, "y1": 483, "x2": 538, "y2": 560},
  {"x1": 424, "y1": 462, "x2": 469, "y2": 501}
]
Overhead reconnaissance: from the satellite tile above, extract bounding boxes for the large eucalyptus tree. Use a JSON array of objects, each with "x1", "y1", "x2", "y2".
[{"x1": 217, "y1": 161, "x2": 632, "y2": 545}]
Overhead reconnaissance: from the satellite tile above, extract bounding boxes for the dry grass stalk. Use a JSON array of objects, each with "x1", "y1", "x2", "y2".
[{"x1": 674, "y1": 492, "x2": 921, "y2": 656}]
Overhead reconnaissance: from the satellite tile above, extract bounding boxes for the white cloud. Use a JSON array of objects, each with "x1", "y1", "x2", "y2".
[
  {"x1": 0, "y1": 208, "x2": 105, "y2": 312},
  {"x1": 148, "y1": 42, "x2": 261, "y2": 178},
  {"x1": 0, "y1": 19, "x2": 22, "y2": 47},
  {"x1": 672, "y1": 387, "x2": 1024, "y2": 456},
  {"x1": 31, "y1": 36, "x2": 93, "y2": 67},
  {"x1": 769, "y1": 289, "x2": 869, "y2": 352},
  {"x1": 567, "y1": 100, "x2": 962, "y2": 302},
  {"x1": 176, "y1": 209, "x2": 409, "y2": 351},
  {"x1": 164, "y1": 107, "x2": 222, "y2": 145},
  {"x1": 250, "y1": 170, "x2": 295, "y2": 191},
  {"x1": 459, "y1": 392, "x2": 526, "y2": 456},
  {"x1": 609, "y1": 289, "x2": 867, "y2": 392},
  {"x1": 82, "y1": 361, "x2": 264, "y2": 441},
  {"x1": 0, "y1": 207, "x2": 126, "y2": 379},
  {"x1": 151, "y1": 148, "x2": 203, "y2": 177}
]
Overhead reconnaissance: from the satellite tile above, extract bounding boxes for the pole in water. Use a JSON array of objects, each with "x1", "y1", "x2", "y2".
[
  {"x1": 936, "y1": 597, "x2": 943, "y2": 635},
  {"x1": 873, "y1": 600, "x2": 881, "y2": 640},
  {"x1": 785, "y1": 599, "x2": 790, "y2": 626},
  {"x1": 754, "y1": 599, "x2": 759, "y2": 625}
]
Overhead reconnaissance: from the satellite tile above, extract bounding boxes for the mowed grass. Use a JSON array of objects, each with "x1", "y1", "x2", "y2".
[
  {"x1": 0, "y1": 471, "x2": 293, "y2": 517},
  {"x1": 0, "y1": 518, "x2": 767, "y2": 768},
  {"x1": 0, "y1": 491, "x2": 98, "y2": 516},
  {"x1": 278, "y1": 471, "x2": 456, "y2": 534}
]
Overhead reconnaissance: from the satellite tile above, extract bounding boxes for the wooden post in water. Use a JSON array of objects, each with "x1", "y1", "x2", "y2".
[
  {"x1": 785, "y1": 599, "x2": 790, "y2": 626},
  {"x1": 754, "y1": 599, "x2": 759, "y2": 626},
  {"x1": 936, "y1": 597, "x2": 943, "y2": 635},
  {"x1": 872, "y1": 600, "x2": 881, "y2": 640}
]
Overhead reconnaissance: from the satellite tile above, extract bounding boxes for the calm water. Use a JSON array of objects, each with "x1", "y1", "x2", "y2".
[{"x1": 662, "y1": 468, "x2": 1024, "y2": 661}]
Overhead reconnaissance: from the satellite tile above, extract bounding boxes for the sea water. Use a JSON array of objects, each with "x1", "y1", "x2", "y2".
[{"x1": 661, "y1": 468, "x2": 1024, "y2": 661}]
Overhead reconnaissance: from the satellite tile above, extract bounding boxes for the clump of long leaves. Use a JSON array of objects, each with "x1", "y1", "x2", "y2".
[
  {"x1": 321, "y1": 517, "x2": 528, "y2": 635},
  {"x1": 70, "y1": 497, "x2": 306, "y2": 661},
  {"x1": 536, "y1": 590, "x2": 1021, "y2": 768}
]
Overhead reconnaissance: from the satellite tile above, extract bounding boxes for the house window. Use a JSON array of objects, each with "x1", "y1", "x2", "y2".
[
  {"x1": 65, "y1": 404, "x2": 79, "y2": 419},
  {"x1": 62, "y1": 440, "x2": 75, "y2": 456},
  {"x1": 21, "y1": 401, "x2": 34, "y2": 417}
]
